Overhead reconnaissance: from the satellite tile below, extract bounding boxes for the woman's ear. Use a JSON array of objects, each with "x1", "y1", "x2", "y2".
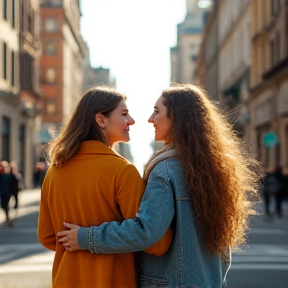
[{"x1": 95, "y1": 113, "x2": 106, "y2": 128}]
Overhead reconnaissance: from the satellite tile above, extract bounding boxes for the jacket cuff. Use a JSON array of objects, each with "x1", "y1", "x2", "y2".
[{"x1": 77, "y1": 227, "x2": 90, "y2": 250}]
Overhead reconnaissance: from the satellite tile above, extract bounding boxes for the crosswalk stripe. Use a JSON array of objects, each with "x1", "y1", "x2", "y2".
[
  {"x1": 0, "y1": 246, "x2": 54, "y2": 274},
  {"x1": 0, "y1": 264, "x2": 52, "y2": 273},
  {"x1": 232, "y1": 256, "x2": 288, "y2": 262},
  {"x1": 0, "y1": 228, "x2": 37, "y2": 233},
  {"x1": 247, "y1": 228, "x2": 288, "y2": 235},
  {"x1": 234, "y1": 244, "x2": 288, "y2": 255},
  {"x1": 230, "y1": 264, "x2": 288, "y2": 270},
  {"x1": 1, "y1": 242, "x2": 288, "y2": 273}
]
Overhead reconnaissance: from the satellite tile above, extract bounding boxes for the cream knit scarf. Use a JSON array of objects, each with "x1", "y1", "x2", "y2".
[{"x1": 143, "y1": 143, "x2": 177, "y2": 181}]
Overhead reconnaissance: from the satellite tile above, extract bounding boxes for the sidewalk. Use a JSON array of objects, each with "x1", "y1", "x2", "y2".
[
  {"x1": 0, "y1": 188, "x2": 53, "y2": 288},
  {"x1": 0, "y1": 188, "x2": 41, "y2": 225}
]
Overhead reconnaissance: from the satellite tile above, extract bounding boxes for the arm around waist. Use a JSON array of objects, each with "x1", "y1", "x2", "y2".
[{"x1": 78, "y1": 162, "x2": 175, "y2": 254}]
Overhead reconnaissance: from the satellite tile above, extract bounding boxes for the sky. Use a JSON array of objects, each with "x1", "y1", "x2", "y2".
[{"x1": 80, "y1": 0, "x2": 187, "y2": 173}]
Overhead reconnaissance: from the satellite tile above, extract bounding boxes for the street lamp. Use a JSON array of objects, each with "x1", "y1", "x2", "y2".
[{"x1": 197, "y1": 0, "x2": 213, "y2": 9}]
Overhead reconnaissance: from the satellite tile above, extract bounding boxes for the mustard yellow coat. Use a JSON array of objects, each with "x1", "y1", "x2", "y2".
[{"x1": 38, "y1": 141, "x2": 153, "y2": 288}]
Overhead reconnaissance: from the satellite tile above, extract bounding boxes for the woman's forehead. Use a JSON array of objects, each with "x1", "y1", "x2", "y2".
[
  {"x1": 155, "y1": 96, "x2": 164, "y2": 106},
  {"x1": 117, "y1": 99, "x2": 128, "y2": 110}
]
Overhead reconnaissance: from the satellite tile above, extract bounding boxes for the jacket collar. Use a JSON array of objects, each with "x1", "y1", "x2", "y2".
[
  {"x1": 76, "y1": 140, "x2": 122, "y2": 158},
  {"x1": 143, "y1": 143, "x2": 177, "y2": 181}
]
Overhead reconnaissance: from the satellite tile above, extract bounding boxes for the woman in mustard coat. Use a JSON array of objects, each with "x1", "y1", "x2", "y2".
[{"x1": 37, "y1": 86, "x2": 171, "y2": 288}]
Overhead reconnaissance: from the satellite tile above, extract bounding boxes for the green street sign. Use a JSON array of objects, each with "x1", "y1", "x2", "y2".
[{"x1": 263, "y1": 132, "x2": 279, "y2": 148}]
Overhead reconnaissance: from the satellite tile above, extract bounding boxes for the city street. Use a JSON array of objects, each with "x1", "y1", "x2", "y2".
[
  {"x1": 226, "y1": 199, "x2": 288, "y2": 288},
  {"x1": 0, "y1": 189, "x2": 288, "y2": 288},
  {"x1": 0, "y1": 189, "x2": 52, "y2": 288}
]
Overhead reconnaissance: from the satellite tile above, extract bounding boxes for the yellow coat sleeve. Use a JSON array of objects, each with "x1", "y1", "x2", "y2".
[
  {"x1": 144, "y1": 226, "x2": 173, "y2": 256},
  {"x1": 37, "y1": 178, "x2": 56, "y2": 251}
]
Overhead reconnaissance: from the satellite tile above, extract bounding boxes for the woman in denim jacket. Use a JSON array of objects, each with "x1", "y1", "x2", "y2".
[{"x1": 58, "y1": 84, "x2": 261, "y2": 288}]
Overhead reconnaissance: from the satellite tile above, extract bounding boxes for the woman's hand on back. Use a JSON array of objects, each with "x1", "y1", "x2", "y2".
[{"x1": 57, "y1": 222, "x2": 83, "y2": 251}]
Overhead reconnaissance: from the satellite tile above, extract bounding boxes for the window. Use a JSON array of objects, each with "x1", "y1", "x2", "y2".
[
  {"x1": 285, "y1": 126, "x2": 288, "y2": 168},
  {"x1": 271, "y1": 0, "x2": 281, "y2": 16},
  {"x1": 275, "y1": 32, "x2": 280, "y2": 63},
  {"x1": 3, "y1": 0, "x2": 7, "y2": 20},
  {"x1": 2, "y1": 117, "x2": 11, "y2": 162},
  {"x1": 12, "y1": 0, "x2": 15, "y2": 28},
  {"x1": 20, "y1": 52, "x2": 34, "y2": 89},
  {"x1": 46, "y1": 98, "x2": 56, "y2": 115},
  {"x1": 44, "y1": 18, "x2": 57, "y2": 32},
  {"x1": 3, "y1": 43, "x2": 7, "y2": 80},
  {"x1": 11, "y1": 51, "x2": 15, "y2": 86},
  {"x1": 41, "y1": 0, "x2": 62, "y2": 6},
  {"x1": 43, "y1": 40, "x2": 57, "y2": 55},
  {"x1": 19, "y1": 124, "x2": 25, "y2": 175},
  {"x1": 276, "y1": 0, "x2": 280, "y2": 13},
  {"x1": 28, "y1": 9, "x2": 34, "y2": 35},
  {"x1": 261, "y1": 42, "x2": 266, "y2": 73},
  {"x1": 270, "y1": 40, "x2": 275, "y2": 67},
  {"x1": 287, "y1": 16, "x2": 288, "y2": 55},
  {"x1": 272, "y1": 0, "x2": 275, "y2": 16},
  {"x1": 45, "y1": 68, "x2": 56, "y2": 84}
]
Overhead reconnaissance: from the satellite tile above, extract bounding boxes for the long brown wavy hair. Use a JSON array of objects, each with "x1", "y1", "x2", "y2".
[
  {"x1": 48, "y1": 85, "x2": 126, "y2": 165},
  {"x1": 162, "y1": 84, "x2": 261, "y2": 255}
]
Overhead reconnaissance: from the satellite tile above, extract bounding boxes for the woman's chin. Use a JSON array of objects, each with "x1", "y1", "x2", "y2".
[{"x1": 121, "y1": 135, "x2": 130, "y2": 143}]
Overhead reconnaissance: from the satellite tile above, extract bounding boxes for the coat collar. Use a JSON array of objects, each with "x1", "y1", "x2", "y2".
[{"x1": 76, "y1": 140, "x2": 122, "y2": 158}]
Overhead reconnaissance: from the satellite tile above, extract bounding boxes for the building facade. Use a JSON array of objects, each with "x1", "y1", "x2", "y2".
[
  {"x1": 195, "y1": 0, "x2": 219, "y2": 100},
  {"x1": 39, "y1": 0, "x2": 87, "y2": 144},
  {"x1": 218, "y1": 0, "x2": 251, "y2": 136},
  {"x1": 170, "y1": 0, "x2": 207, "y2": 84},
  {"x1": 0, "y1": 1, "x2": 21, "y2": 165},
  {"x1": 249, "y1": 0, "x2": 288, "y2": 170},
  {"x1": 20, "y1": 0, "x2": 42, "y2": 187},
  {"x1": 196, "y1": 0, "x2": 288, "y2": 171},
  {"x1": 83, "y1": 65, "x2": 116, "y2": 90}
]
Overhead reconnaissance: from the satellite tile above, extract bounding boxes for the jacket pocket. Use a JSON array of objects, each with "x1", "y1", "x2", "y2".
[{"x1": 139, "y1": 274, "x2": 167, "y2": 285}]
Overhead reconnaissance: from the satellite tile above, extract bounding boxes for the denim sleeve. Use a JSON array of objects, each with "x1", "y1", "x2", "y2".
[{"x1": 78, "y1": 161, "x2": 175, "y2": 253}]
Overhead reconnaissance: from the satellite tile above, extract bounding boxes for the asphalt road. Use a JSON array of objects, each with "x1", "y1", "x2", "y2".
[
  {"x1": 0, "y1": 189, "x2": 288, "y2": 288},
  {"x1": 226, "y1": 198, "x2": 288, "y2": 288}
]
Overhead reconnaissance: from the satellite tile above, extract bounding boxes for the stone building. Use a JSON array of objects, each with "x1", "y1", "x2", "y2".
[
  {"x1": 170, "y1": 0, "x2": 207, "y2": 84},
  {"x1": 195, "y1": 0, "x2": 288, "y2": 171},
  {"x1": 39, "y1": 0, "x2": 87, "y2": 145},
  {"x1": 0, "y1": 0, "x2": 21, "y2": 166},
  {"x1": 249, "y1": 0, "x2": 288, "y2": 170},
  {"x1": 19, "y1": 0, "x2": 42, "y2": 187},
  {"x1": 217, "y1": 0, "x2": 251, "y2": 136},
  {"x1": 195, "y1": 0, "x2": 219, "y2": 100}
]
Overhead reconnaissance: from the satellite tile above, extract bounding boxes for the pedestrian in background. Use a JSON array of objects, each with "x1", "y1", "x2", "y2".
[
  {"x1": 0, "y1": 161, "x2": 13, "y2": 227},
  {"x1": 37, "y1": 86, "x2": 171, "y2": 288},
  {"x1": 33, "y1": 161, "x2": 46, "y2": 188},
  {"x1": 262, "y1": 165, "x2": 285, "y2": 220},
  {"x1": 58, "y1": 83, "x2": 261, "y2": 288},
  {"x1": 10, "y1": 161, "x2": 23, "y2": 210}
]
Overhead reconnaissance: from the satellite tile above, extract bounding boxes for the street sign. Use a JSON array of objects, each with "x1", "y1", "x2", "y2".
[{"x1": 263, "y1": 132, "x2": 279, "y2": 148}]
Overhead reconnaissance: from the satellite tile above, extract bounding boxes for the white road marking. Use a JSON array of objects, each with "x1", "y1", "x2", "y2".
[
  {"x1": 247, "y1": 228, "x2": 288, "y2": 235},
  {"x1": 230, "y1": 264, "x2": 288, "y2": 270},
  {"x1": 0, "y1": 244, "x2": 54, "y2": 274}
]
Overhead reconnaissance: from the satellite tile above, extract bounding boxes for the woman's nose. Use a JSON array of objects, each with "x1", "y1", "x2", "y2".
[
  {"x1": 148, "y1": 115, "x2": 153, "y2": 123},
  {"x1": 128, "y1": 115, "x2": 135, "y2": 125}
]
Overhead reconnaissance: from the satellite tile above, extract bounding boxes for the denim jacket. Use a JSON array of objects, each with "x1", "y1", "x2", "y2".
[{"x1": 78, "y1": 158, "x2": 231, "y2": 288}]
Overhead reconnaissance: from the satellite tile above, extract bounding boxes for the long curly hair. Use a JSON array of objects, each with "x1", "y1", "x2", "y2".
[
  {"x1": 48, "y1": 85, "x2": 126, "y2": 165},
  {"x1": 162, "y1": 84, "x2": 261, "y2": 255}
]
